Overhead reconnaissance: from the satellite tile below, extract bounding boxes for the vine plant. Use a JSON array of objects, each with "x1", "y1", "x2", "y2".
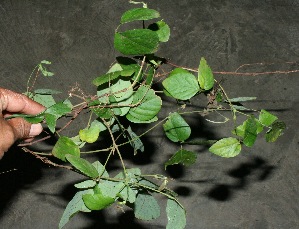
[{"x1": 12, "y1": 2, "x2": 285, "y2": 229}]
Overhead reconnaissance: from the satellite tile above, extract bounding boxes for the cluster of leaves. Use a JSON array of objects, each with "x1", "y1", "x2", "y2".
[{"x1": 18, "y1": 3, "x2": 285, "y2": 229}]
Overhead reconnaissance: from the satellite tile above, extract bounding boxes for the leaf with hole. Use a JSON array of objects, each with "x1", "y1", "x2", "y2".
[
  {"x1": 162, "y1": 68, "x2": 199, "y2": 100},
  {"x1": 163, "y1": 112, "x2": 191, "y2": 142},
  {"x1": 66, "y1": 154, "x2": 99, "y2": 179},
  {"x1": 114, "y1": 29, "x2": 159, "y2": 55},
  {"x1": 209, "y1": 137, "x2": 241, "y2": 158},
  {"x1": 165, "y1": 149, "x2": 197, "y2": 169}
]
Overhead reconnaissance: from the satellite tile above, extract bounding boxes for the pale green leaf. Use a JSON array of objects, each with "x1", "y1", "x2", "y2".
[
  {"x1": 198, "y1": 57, "x2": 214, "y2": 91},
  {"x1": 34, "y1": 89, "x2": 61, "y2": 95},
  {"x1": 134, "y1": 192, "x2": 160, "y2": 220},
  {"x1": 92, "y1": 161, "x2": 109, "y2": 178},
  {"x1": 74, "y1": 180, "x2": 97, "y2": 189},
  {"x1": 66, "y1": 154, "x2": 99, "y2": 179},
  {"x1": 120, "y1": 8, "x2": 160, "y2": 24},
  {"x1": 162, "y1": 68, "x2": 199, "y2": 100},
  {"x1": 163, "y1": 112, "x2": 191, "y2": 142},
  {"x1": 166, "y1": 199, "x2": 186, "y2": 229},
  {"x1": 114, "y1": 29, "x2": 159, "y2": 55},
  {"x1": 229, "y1": 97, "x2": 257, "y2": 102},
  {"x1": 209, "y1": 137, "x2": 241, "y2": 158},
  {"x1": 165, "y1": 149, "x2": 197, "y2": 169},
  {"x1": 79, "y1": 120, "x2": 101, "y2": 143},
  {"x1": 52, "y1": 136, "x2": 80, "y2": 162},
  {"x1": 59, "y1": 190, "x2": 92, "y2": 229},
  {"x1": 259, "y1": 109, "x2": 278, "y2": 127},
  {"x1": 96, "y1": 181, "x2": 125, "y2": 199}
]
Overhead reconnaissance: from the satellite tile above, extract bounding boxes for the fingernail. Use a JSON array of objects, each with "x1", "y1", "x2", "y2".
[{"x1": 29, "y1": 124, "x2": 43, "y2": 137}]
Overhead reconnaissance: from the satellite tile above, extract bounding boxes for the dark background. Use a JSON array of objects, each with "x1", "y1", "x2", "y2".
[{"x1": 0, "y1": 1, "x2": 298, "y2": 228}]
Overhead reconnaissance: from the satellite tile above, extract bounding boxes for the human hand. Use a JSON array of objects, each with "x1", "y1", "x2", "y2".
[{"x1": 0, "y1": 88, "x2": 45, "y2": 159}]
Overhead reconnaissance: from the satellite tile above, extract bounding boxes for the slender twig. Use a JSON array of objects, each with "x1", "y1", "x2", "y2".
[{"x1": 22, "y1": 147, "x2": 72, "y2": 170}]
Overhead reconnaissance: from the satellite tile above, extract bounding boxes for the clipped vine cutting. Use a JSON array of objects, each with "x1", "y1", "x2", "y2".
[{"x1": 11, "y1": 2, "x2": 286, "y2": 228}]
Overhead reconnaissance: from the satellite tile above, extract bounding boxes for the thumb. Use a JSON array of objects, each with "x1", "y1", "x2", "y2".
[{"x1": 7, "y1": 118, "x2": 43, "y2": 139}]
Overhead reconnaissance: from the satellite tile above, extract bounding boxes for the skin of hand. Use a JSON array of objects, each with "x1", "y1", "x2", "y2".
[{"x1": 0, "y1": 88, "x2": 45, "y2": 159}]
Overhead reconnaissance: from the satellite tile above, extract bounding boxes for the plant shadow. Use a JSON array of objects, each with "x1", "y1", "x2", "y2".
[{"x1": 207, "y1": 156, "x2": 276, "y2": 201}]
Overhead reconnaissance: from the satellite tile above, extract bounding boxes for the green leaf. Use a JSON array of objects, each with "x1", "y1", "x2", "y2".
[
  {"x1": 163, "y1": 112, "x2": 191, "y2": 142},
  {"x1": 243, "y1": 116, "x2": 258, "y2": 147},
  {"x1": 148, "y1": 20, "x2": 170, "y2": 42},
  {"x1": 127, "y1": 126, "x2": 144, "y2": 154},
  {"x1": 229, "y1": 97, "x2": 257, "y2": 102},
  {"x1": 34, "y1": 89, "x2": 61, "y2": 95},
  {"x1": 198, "y1": 57, "x2": 214, "y2": 91},
  {"x1": 259, "y1": 109, "x2": 278, "y2": 127},
  {"x1": 126, "y1": 85, "x2": 162, "y2": 123},
  {"x1": 24, "y1": 115, "x2": 44, "y2": 124},
  {"x1": 166, "y1": 199, "x2": 186, "y2": 229},
  {"x1": 46, "y1": 102, "x2": 72, "y2": 117},
  {"x1": 82, "y1": 192, "x2": 114, "y2": 211},
  {"x1": 92, "y1": 161, "x2": 109, "y2": 178},
  {"x1": 165, "y1": 149, "x2": 197, "y2": 169},
  {"x1": 59, "y1": 190, "x2": 92, "y2": 229},
  {"x1": 121, "y1": 8, "x2": 160, "y2": 24},
  {"x1": 33, "y1": 94, "x2": 56, "y2": 108},
  {"x1": 66, "y1": 154, "x2": 99, "y2": 179},
  {"x1": 52, "y1": 136, "x2": 80, "y2": 162},
  {"x1": 209, "y1": 137, "x2": 241, "y2": 158},
  {"x1": 92, "y1": 69, "x2": 135, "y2": 87},
  {"x1": 145, "y1": 66, "x2": 155, "y2": 86},
  {"x1": 162, "y1": 68, "x2": 199, "y2": 100},
  {"x1": 114, "y1": 29, "x2": 159, "y2": 55},
  {"x1": 134, "y1": 192, "x2": 160, "y2": 220},
  {"x1": 44, "y1": 113, "x2": 57, "y2": 133},
  {"x1": 79, "y1": 120, "x2": 102, "y2": 143},
  {"x1": 233, "y1": 118, "x2": 263, "y2": 138},
  {"x1": 74, "y1": 180, "x2": 97, "y2": 189},
  {"x1": 265, "y1": 121, "x2": 286, "y2": 142}
]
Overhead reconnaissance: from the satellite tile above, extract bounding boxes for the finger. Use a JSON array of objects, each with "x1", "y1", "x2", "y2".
[
  {"x1": 0, "y1": 119, "x2": 16, "y2": 159},
  {"x1": 7, "y1": 118, "x2": 43, "y2": 139},
  {"x1": 0, "y1": 88, "x2": 45, "y2": 115}
]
